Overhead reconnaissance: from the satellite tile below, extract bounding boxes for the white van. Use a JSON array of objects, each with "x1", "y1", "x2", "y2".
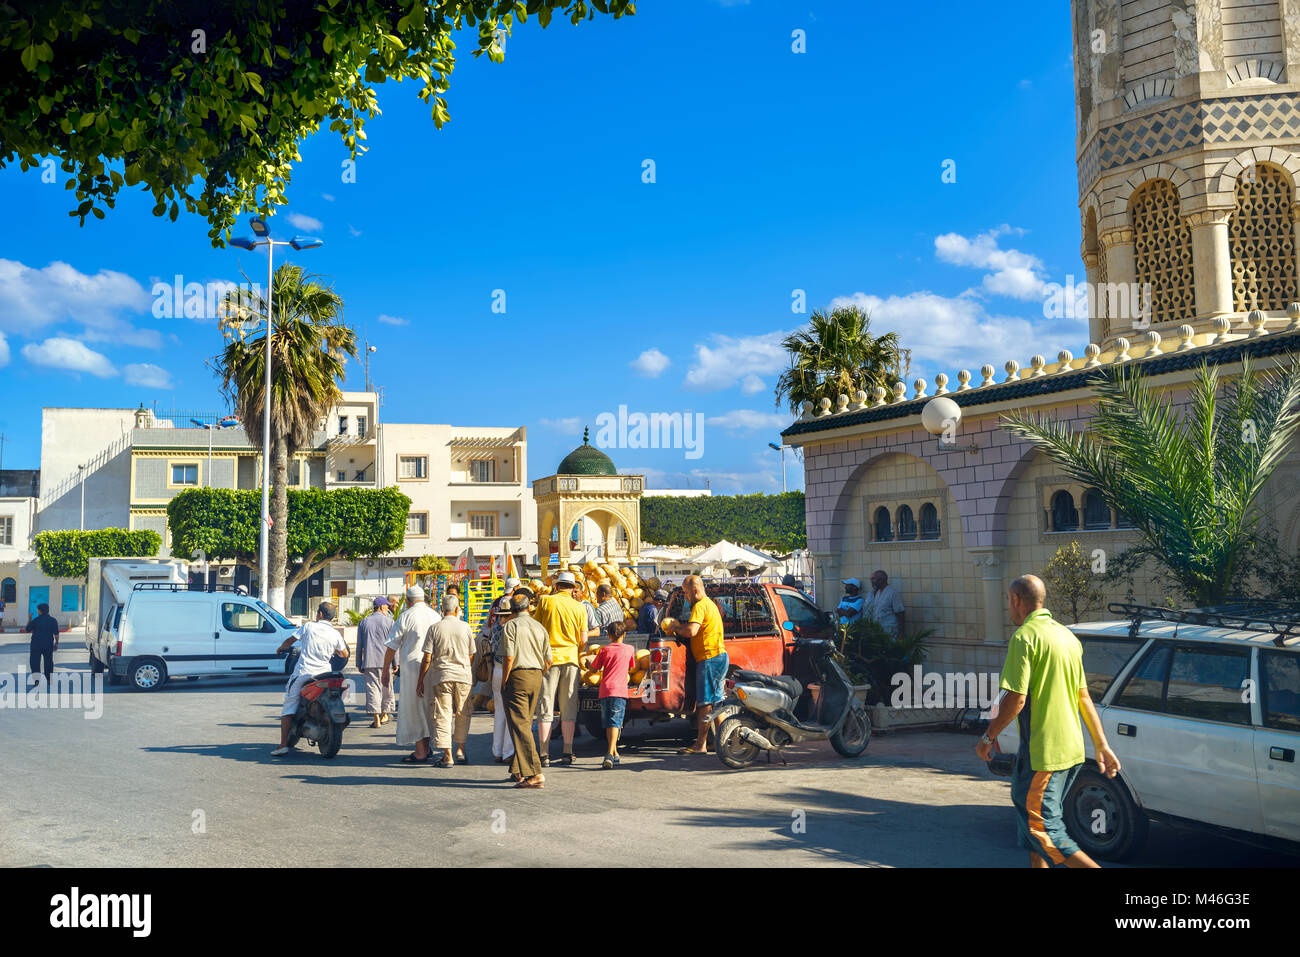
[
  {"x1": 92, "y1": 583, "x2": 301, "y2": 691},
  {"x1": 989, "y1": 602, "x2": 1300, "y2": 860}
]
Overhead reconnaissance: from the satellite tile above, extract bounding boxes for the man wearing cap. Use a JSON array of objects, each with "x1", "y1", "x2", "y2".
[
  {"x1": 357, "y1": 596, "x2": 396, "y2": 727},
  {"x1": 487, "y1": 583, "x2": 520, "y2": 763},
  {"x1": 383, "y1": 585, "x2": 442, "y2": 763},
  {"x1": 419, "y1": 593, "x2": 477, "y2": 768},
  {"x1": 836, "y1": 578, "x2": 865, "y2": 627},
  {"x1": 532, "y1": 570, "x2": 589, "y2": 766},
  {"x1": 502, "y1": 591, "x2": 552, "y2": 788},
  {"x1": 637, "y1": 589, "x2": 669, "y2": 635},
  {"x1": 272, "y1": 602, "x2": 348, "y2": 756},
  {"x1": 863, "y1": 569, "x2": 906, "y2": 641}
]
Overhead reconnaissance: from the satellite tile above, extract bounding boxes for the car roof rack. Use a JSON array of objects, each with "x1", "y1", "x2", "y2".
[
  {"x1": 1107, "y1": 602, "x2": 1300, "y2": 647},
  {"x1": 132, "y1": 582, "x2": 243, "y2": 594}
]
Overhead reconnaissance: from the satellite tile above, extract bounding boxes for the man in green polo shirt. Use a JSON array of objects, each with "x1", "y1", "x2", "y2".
[{"x1": 975, "y1": 575, "x2": 1121, "y2": 868}]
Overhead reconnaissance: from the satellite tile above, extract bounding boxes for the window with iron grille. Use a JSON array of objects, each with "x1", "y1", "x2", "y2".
[
  {"x1": 919, "y1": 503, "x2": 940, "y2": 540},
  {"x1": 470, "y1": 459, "x2": 495, "y2": 482},
  {"x1": 469, "y1": 512, "x2": 497, "y2": 538}
]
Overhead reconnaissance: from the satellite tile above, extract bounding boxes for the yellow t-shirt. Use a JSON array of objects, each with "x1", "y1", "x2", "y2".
[
  {"x1": 689, "y1": 597, "x2": 725, "y2": 661},
  {"x1": 534, "y1": 592, "x2": 588, "y2": 667}
]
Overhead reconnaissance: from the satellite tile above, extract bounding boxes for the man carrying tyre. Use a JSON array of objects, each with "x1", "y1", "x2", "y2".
[
  {"x1": 975, "y1": 575, "x2": 1120, "y2": 868},
  {"x1": 273, "y1": 601, "x2": 348, "y2": 757}
]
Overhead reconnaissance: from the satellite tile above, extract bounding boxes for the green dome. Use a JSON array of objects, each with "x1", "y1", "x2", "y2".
[{"x1": 557, "y1": 427, "x2": 617, "y2": 476}]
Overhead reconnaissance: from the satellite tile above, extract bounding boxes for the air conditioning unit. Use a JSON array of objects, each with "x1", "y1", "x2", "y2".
[
  {"x1": 385, "y1": 558, "x2": 395, "y2": 567},
  {"x1": 399, "y1": 558, "x2": 413, "y2": 568},
  {"x1": 218, "y1": 566, "x2": 234, "y2": 577},
  {"x1": 365, "y1": 559, "x2": 375, "y2": 568}
]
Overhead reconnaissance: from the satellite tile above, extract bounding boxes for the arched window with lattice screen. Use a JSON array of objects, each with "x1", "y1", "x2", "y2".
[
  {"x1": 1129, "y1": 179, "x2": 1196, "y2": 327},
  {"x1": 1230, "y1": 164, "x2": 1296, "y2": 313}
]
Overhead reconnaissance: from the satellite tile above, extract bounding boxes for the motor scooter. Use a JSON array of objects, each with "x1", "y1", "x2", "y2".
[
  {"x1": 710, "y1": 634, "x2": 870, "y2": 768},
  {"x1": 286, "y1": 671, "x2": 351, "y2": 758}
]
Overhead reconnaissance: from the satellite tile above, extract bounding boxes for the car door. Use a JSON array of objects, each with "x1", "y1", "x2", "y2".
[
  {"x1": 128, "y1": 596, "x2": 215, "y2": 676},
  {"x1": 1255, "y1": 649, "x2": 1300, "y2": 842},
  {"x1": 1104, "y1": 641, "x2": 1260, "y2": 833},
  {"x1": 215, "y1": 599, "x2": 284, "y2": 675}
]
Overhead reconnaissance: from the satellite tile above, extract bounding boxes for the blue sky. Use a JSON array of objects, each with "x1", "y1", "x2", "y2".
[{"x1": 0, "y1": 1, "x2": 1087, "y2": 492}]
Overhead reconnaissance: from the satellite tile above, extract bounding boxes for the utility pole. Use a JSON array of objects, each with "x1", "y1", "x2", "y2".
[{"x1": 79, "y1": 463, "x2": 86, "y2": 530}]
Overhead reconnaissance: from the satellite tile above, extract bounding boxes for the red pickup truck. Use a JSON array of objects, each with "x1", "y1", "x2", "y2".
[{"x1": 577, "y1": 580, "x2": 835, "y2": 739}]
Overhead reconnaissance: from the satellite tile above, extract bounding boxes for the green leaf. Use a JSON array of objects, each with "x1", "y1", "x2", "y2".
[
  {"x1": 20, "y1": 44, "x2": 37, "y2": 71},
  {"x1": 38, "y1": 95, "x2": 54, "y2": 113}
]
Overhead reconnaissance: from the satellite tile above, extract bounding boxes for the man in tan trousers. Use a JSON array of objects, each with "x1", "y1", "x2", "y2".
[{"x1": 419, "y1": 592, "x2": 476, "y2": 768}]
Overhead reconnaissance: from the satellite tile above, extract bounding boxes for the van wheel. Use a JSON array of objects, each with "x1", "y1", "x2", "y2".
[
  {"x1": 106, "y1": 666, "x2": 123, "y2": 687},
  {"x1": 1064, "y1": 769, "x2": 1148, "y2": 861},
  {"x1": 89, "y1": 651, "x2": 104, "y2": 675},
  {"x1": 129, "y1": 657, "x2": 168, "y2": 692}
]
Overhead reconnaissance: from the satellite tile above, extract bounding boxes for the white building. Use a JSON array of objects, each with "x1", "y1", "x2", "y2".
[
  {"x1": 0, "y1": 470, "x2": 40, "y2": 628},
  {"x1": 17, "y1": 392, "x2": 537, "y2": 621}
]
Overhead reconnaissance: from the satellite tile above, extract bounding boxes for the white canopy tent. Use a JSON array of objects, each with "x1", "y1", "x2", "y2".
[{"x1": 689, "y1": 539, "x2": 782, "y2": 577}]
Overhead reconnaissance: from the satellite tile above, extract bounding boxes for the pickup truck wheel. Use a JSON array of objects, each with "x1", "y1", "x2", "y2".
[
  {"x1": 716, "y1": 715, "x2": 763, "y2": 769},
  {"x1": 830, "y1": 705, "x2": 872, "y2": 757},
  {"x1": 129, "y1": 657, "x2": 168, "y2": 692},
  {"x1": 580, "y1": 709, "x2": 604, "y2": 741},
  {"x1": 89, "y1": 651, "x2": 104, "y2": 675},
  {"x1": 1064, "y1": 769, "x2": 1148, "y2": 861}
]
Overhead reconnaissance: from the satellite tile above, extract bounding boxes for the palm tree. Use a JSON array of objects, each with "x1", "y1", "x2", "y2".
[
  {"x1": 775, "y1": 305, "x2": 902, "y2": 415},
  {"x1": 1002, "y1": 356, "x2": 1300, "y2": 605},
  {"x1": 216, "y1": 263, "x2": 357, "y2": 610}
]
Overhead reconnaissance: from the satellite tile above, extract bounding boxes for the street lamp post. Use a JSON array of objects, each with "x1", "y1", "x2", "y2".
[
  {"x1": 79, "y1": 463, "x2": 86, "y2": 530},
  {"x1": 767, "y1": 442, "x2": 787, "y2": 494},
  {"x1": 230, "y1": 220, "x2": 324, "y2": 609}
]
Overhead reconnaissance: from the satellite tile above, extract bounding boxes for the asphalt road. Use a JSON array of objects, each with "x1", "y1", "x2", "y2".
[{"x1": 0, "y1": 635, "x2": 1294, "y2": 868}]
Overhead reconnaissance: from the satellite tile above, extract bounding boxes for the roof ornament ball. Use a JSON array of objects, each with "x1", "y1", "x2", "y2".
[
  {"x1": 817, "y1": 397, "x2": 832, "y2": 416},
  {"x1": 872, "y1": 386, "x2": 887, "y2": 407},
  {"x1": 852, "y1": 389, "x2": 869, "y2": 409},
  {"x1": 956, "y1": 370, "x2": 972, "y2": 391},
  {"x1": 1056, "y1": 350, "x2": 1073, "y2": 373},
  {"x1": 835, "y1": 393, "x2": 849, "y2": 413},
  {"x1": 1212, "y1": 316, "x2": 1233, "y2": 343},
  {"x1": 799, "y1": 401, "x2": 814, "y2": 420},
  {"x1": 1248, "y1": 309, "x2": 1268, "y2": 337},
  {"x1": 1003, "y1": 359, "x2": 1020, "y2": 382},
  {"x1": 1029, "y1": 355, "x2": 1046, "y2": 377},
  {"x1": 1114, "y1": 338, "x2": 1131, "y2": 362},
  {"x1": 979, "y1": 364, "x2": 995, "y2": 387},
  {"x1": 1287, "y1": 302, "x2": 1300, "y2": 331},
  {"x1": 891, "y1": 381, "x2": 907, "y2": 403},
  {"x1": 1177, "y1": 325, "x2": 1196, "y2": 351},
  {"x1": 934, "y1": 373, "x2": 949, "y2": 395}
]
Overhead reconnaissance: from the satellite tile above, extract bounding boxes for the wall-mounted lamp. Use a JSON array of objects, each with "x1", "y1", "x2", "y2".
[{"x1": 921, "y1": 397, "x2": 979, "y2": 454}]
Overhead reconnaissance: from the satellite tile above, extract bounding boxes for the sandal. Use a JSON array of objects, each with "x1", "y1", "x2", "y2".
[
  {"x1": 677, "y1": 746, "x2": 707, "y2": 755},
  {"x1": 432, "y1": 755, "x2": 453, "y2": 768},
  {"x1": 514, "y1": 776, "x2": 544, "y2": 789},
  {"x1": 400, "y1": 753, "x2": 428, "y2": 764}
]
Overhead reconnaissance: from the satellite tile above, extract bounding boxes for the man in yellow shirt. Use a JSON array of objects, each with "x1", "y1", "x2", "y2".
[
  {"x1": 664, "y1": 575, "x2": 727, "y2": 755},
  {"x1": 532, "y1": 570, "x2": 590, "y2": 766}
]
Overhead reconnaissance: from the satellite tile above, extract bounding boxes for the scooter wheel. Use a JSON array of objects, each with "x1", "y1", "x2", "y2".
[
  {"x1": 716, "y1": 715, "x2": 763, "y2": 769},
  {"x1": 830, "y1": 705, "x2": 871, "y2": 757}
]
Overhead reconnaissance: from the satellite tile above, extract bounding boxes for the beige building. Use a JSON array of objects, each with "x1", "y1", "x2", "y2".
[{"x1": 787, "y1": 0, "x2": 1300, "y2": 698}]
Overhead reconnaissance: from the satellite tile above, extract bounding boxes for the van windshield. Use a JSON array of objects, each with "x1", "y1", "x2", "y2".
[{"x1": 255, "y1": 601, "x2": 294, "y2": 629}]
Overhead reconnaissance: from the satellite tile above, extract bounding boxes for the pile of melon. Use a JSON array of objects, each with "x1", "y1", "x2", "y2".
[{"x1": 525, "y1": 560, "x2": 664, "y2": 630}]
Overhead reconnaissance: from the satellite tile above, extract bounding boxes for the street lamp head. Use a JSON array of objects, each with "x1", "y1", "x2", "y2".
[
  {"x1": 229, "y1": 237, "x2": 257, "y2": 250},
  {"x1": 249, "y1": 217, "x2": 270, "y2": 237},
  {"x1": 768, "y1": 442, "x2": 781, "y2": 451},
  {"x1": 368, "y1": 345, "x2": 377, "y2": 353},
  {"x1": 289, "y1": 235, "x2": 323, "y2": 251}
]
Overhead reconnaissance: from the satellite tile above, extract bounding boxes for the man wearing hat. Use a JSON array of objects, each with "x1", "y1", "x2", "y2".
[
  {"x1": 532, "y1": 570, "x2": 589, "y2": 766},
  {"x1": 357, "y1": 596, "x2": 396, "y2": 727},
  {"x1": 272, "y1": 601, "x2": 348, "y2": 756},
  {"x1": 485, "y1": 582, "x2": 521, "y2": 763},
  {"x1": 382, "y1": 584, "x2": 442, "y2": 763},
  {"x1": 837, "y1": 578, "x2": 864, "y2": 627},
  {"x1": 637, "y1": 588, "x2": 669, "y2": 636}
]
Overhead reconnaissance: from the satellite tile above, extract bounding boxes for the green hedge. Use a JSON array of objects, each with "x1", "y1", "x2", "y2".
[
  {"x1": 32, "y1": 528, "x2": 163, "y2": 579},
  {"x1": 640, "y1": 492, "x2": 805, "y2": 552}
]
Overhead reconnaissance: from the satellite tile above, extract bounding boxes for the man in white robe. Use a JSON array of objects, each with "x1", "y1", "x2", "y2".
[{"x1": 383, "y1": 584, "x2": 442, "y2": 762}]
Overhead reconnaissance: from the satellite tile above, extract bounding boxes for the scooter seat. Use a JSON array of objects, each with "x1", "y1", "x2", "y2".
[{"x1": 732, "y1": 669, "x2": 802, "y2": 700}]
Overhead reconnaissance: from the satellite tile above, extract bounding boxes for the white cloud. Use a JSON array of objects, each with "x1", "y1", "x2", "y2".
[
  {"x1": 21, "y1": 337, "x2": 117, "y2": 378},
  {"x1": 828, "y1": 290, "x2": 1085, "y2": 372},
  {"x1": 287, "y1": 212, "x2": 324, "y2": 233},
  {"x1": 704, "y1": 409, "x2": 790, "y2": 435},
  {"x1": 933, "y1": 226, "x2": 1049, "y2": 302},
  {"x1": 320, "y1": 193, "x2": 336, "y2": 202},
  {"x1": 377, "y1": 314, "x2": 409, "y2": 326},
  {"x1": 540, "y1": 416, "x2": 583, "y2": 434},
  {"x1": 684, "y1": 331, "x2": 787, "y2": 391},
  {"x1": 348, "y1": 224, "x2": 362, "y2": 237},
  {"x1": 124, "y1": 363, "x2": 174, "y2": 389},
  {"x1": 740, "y1": 374, "x2": 765, "y2": 394},
  {"x1": 0, "y1": 259, "x2": 157, "y2": 347},
  {"x1": 630, "y1": 348, "x2": 670, "y2": 378},
  {"x1": 0, "y1": 333, "x2": 9, "y2": 368}
]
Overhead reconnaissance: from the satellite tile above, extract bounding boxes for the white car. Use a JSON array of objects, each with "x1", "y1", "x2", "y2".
[
  {"x1": 989, "y1": 604, "x2": 1300, "y2": 860},
  {"x1": 88, "y1": 583, "x2": 301, "y2": 691}
]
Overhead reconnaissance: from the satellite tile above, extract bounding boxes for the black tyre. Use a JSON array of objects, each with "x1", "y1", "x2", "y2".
[
  {"x1": 106, "y1": 664, "x2": 123, "y2": 687},
  {"x1": 316, "y1": 710, "x2": 343, "y2": 759},
  {"x1": 1064, "y1": 769, "x2": 1148, "y2": 861},
  {"x1": 829, "y1": 705, "x2": 872, "y2": 758},
  {"x1": 716, "y1": 715, "x2": 763, "y2": 769},
  {"x1": 128, "y1": 657, "x2": 168, "y2": 692},
  {"x1": 580, "y1": 708, "x2": 604, "y2": 741},
  {"x1": 89, "y1": 651, "x2": 104, "y2": 674}
]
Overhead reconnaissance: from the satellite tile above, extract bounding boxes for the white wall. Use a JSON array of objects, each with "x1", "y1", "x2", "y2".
[{"x1": 39, "y1": 408, "x2": 136, "y2": 532}]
